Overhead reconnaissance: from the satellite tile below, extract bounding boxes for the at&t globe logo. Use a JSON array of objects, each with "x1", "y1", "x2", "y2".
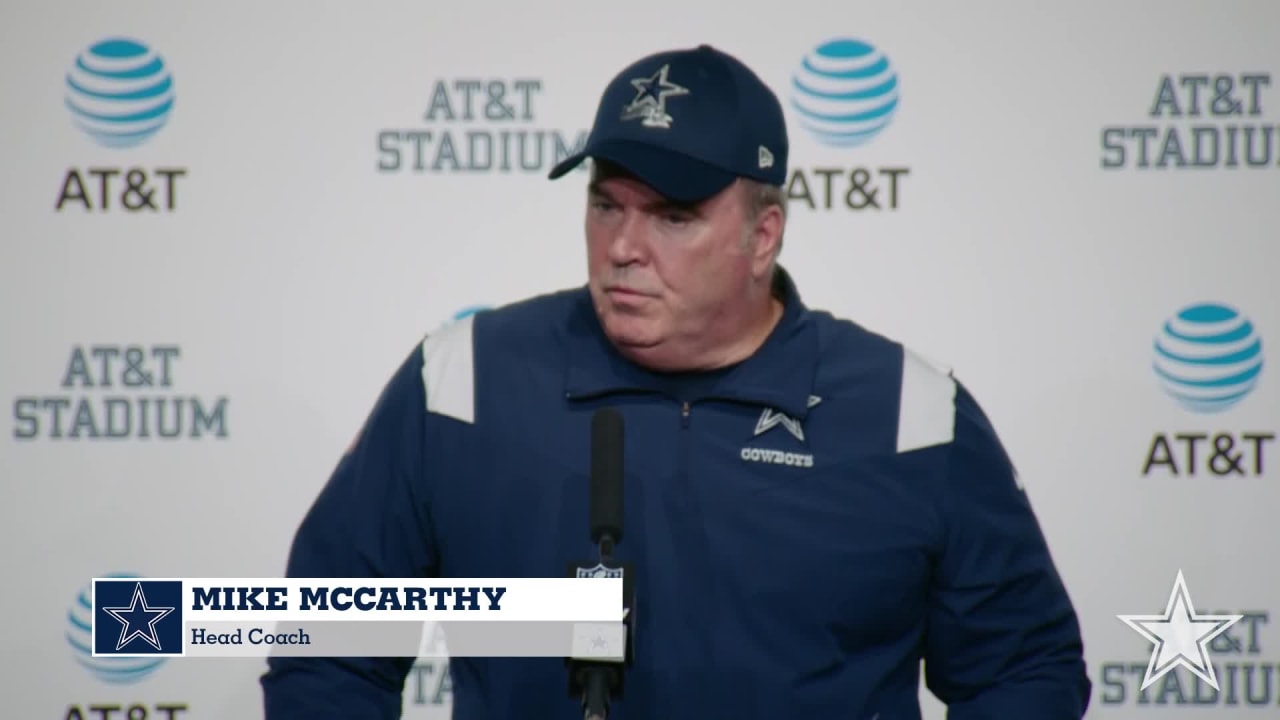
[
  {"x1": 1142, "y1": 302, "x2": 1274, "y2": 479},
  {"x1": 791, "y1": 38, "x2": 899, "y2": 148},
  {"x1": 784, "y1": 37, "x2": 909, "y2": 213},
  {"x1": 1153, "y1": 302, "x2": 1263, "y2": 413},
  {"x1": 65, "y1": 38, "x2": 175, "y2": 149},
  {"x1": 56, "y1": 37, "x2": 187, "y2": 214}
]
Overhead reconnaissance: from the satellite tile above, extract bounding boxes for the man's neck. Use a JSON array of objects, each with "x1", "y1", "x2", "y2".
[{"x1": 695, "y1": 295, "x2": 785, "y2": 371}]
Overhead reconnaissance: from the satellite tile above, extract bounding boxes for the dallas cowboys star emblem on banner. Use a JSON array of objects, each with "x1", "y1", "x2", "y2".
[
  {"x1": 93, "y1": 578, "x2": 184, "y2": 656},
  {"x1": 1117, "y1": 570, "x2": 1243, "y2": 691}
]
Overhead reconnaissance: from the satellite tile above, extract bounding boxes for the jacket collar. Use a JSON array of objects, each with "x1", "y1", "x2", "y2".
[{"x1": 562, "y1": 266, "x2": 820, "y2": 419}]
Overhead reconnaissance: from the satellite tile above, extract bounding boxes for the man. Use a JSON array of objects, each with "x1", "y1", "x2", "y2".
[{"x1": 261, "y1": 44, "x2": 1091, "y2": 718}]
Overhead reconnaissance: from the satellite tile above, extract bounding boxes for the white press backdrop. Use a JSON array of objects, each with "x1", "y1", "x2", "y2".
[{"x1": 2, "y1": 0, "x2": 1278, "y2": 717}]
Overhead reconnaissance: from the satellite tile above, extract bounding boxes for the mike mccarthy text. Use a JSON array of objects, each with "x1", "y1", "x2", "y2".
[
  {"x1": 169, "y1": 577, "x2": 623, "y2": 624},
  {"x1": 191, "y1": 585, "x2": 508, "y2": 612}
]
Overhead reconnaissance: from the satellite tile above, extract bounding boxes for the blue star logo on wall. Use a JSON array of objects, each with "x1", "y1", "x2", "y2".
[
  {"x1": 102, "y1": 581, "x2": 175, "y2": 652},
  {"x1": 1117, "y1": 570, "x2": 1243, "y2": 691},
  {"x1": 620, "y1": 64, "x2": 689, "y2": 129}
]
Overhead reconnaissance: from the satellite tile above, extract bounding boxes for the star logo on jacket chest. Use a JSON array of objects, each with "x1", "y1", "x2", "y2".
[
  {"x1": 741, "y1": 396, "x2": 821, "y2": 469},
  {"x1": 753, "y1": 395, "x2": 822, "y2": 442}
]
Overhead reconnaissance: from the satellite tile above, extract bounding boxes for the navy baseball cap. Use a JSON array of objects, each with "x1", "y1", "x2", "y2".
[{"x1": 548, "y1": 44, "x2": 788, "y2": 203}]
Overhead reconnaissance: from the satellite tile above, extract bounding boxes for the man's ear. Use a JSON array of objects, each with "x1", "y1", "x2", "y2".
[{"x1": 748, "y1": 204, "x2": 784, "y2": 280}]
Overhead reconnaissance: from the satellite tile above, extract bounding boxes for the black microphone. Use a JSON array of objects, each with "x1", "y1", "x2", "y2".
[
  {"x1": 590, "y1": 407, "x2": 624, "y2": 557},
  {"x1": 567, "y1": 407, "x2": 635, "y2": 720}
]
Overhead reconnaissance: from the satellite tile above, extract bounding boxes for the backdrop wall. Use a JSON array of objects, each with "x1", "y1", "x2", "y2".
[{"x1": 3, "y1": 1, "x2": 1277, "y2": 717}]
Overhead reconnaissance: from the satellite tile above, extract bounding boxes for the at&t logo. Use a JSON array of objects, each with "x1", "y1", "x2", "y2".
[
  {"x1": 56, "y1": 37, "x2": 187, "y2": 213},
  {"x1": 1154, "y1": 302, "x2": 1263, "y2": 412},
  {"x1": 785, "y1": 37, "x2": 908, "y2": 212},
  {"x1": 1143, "y1": 302, "x2": 1274, "y2": 478},
  {"x1": 65, "y1": 39, "x2": 174, "y2": 148}
]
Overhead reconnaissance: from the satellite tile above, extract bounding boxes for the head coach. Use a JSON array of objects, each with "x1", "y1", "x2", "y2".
[{"x1": 261, "y1": 43, "x2": 1091, "y2": 720}]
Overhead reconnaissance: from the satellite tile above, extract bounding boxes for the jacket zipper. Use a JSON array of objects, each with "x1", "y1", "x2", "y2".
[{"x1": 677, "y1": 399, "x2": 692, "y2": 511}]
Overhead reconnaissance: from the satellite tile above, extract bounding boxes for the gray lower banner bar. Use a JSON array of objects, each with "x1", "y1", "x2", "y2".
[{"x1": 184, "y1": 621, "x2": 626, "y2": 660}]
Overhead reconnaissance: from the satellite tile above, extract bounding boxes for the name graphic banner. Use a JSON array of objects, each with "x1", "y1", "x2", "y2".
[{"x1": 90, "y1": 577, "x2": 625, "y2": 659}]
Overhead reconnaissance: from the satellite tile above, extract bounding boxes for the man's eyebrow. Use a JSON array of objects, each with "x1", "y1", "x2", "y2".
[
  {"x1": 587, "y1": 180, "x2": 612, "y2": 199},
  {"x1": 587, "y1": 181, "x2": 701, "y2": 214},
  {"x1": 653, "y1": 199, "x2": 701, "y2": 215}
]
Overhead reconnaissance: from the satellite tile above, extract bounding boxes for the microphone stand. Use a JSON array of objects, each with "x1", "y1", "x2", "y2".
[
  {"x1": 578, "y1": 534, "x2": 619, "y2": 720},
  {"x1": 572, "y1": 407, "x2": 630, "y2": 720}
]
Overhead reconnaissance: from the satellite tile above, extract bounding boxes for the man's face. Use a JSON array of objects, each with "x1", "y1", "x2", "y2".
[{"x1": 585, "y1": 168, "x2": 757, "y2": 365}]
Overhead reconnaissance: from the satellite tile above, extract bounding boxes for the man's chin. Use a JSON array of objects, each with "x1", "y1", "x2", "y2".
[
  {"x1": 605, "y1": 327, "x2": 662, "y2": 351},
  {"x1": 598, "y1": 316, "x2": 661, "y2": 348}
]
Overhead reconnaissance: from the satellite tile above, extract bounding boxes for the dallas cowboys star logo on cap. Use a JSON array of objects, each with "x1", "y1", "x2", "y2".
[{"x1": 620, "y1": 64, "x2": 689, "y2": 129}]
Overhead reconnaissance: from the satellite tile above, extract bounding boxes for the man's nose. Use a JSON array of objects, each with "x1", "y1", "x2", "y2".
[{"x1": 607, "y1": 211, "x2": 647, "y2": 264}]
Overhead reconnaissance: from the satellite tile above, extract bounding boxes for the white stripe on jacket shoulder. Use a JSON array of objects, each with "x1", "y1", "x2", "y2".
[
  {"x1": 896, "y1": 347, "x2": 956, "y2": 453},
  {"x1": 421, "y1": 313, "x2": 477, "y2": 424}
]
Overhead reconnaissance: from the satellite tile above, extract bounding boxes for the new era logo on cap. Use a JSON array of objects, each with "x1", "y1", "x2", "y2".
[{"x1": 759, "y1": 145, "x2": 774, "y2": 169}]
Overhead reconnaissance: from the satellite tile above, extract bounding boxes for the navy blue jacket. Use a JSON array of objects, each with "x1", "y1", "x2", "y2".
[{"x1": 261, "y1": 270, "x2": 1091, "y2": 719}]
